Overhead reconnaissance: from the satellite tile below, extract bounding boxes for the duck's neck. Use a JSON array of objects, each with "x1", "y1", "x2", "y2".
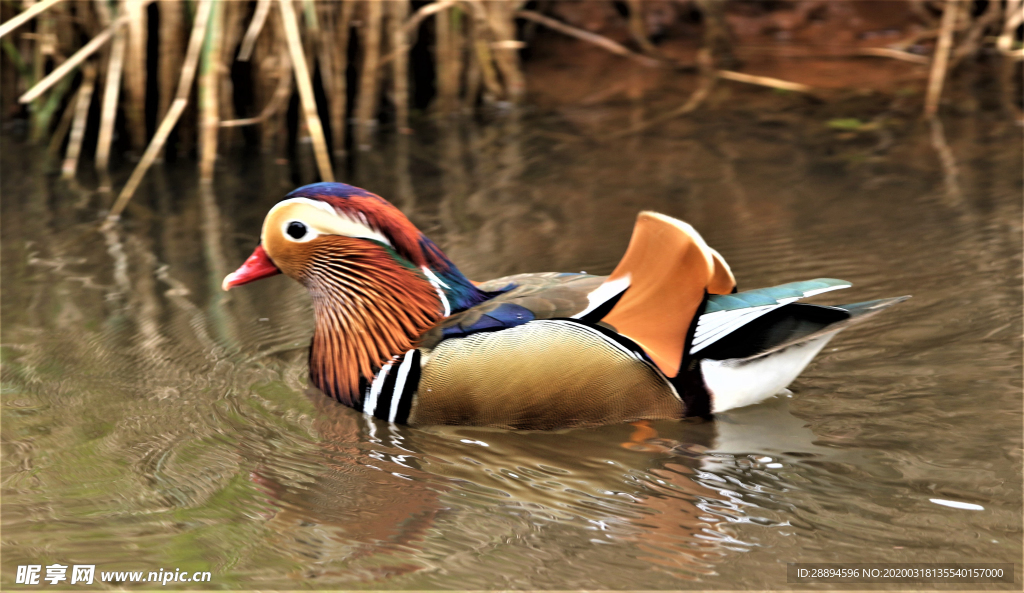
[
  {"x1": 304, "y1": 240, "x2": 491, "y2": 408},
  {"x1": 418, "y1": 237, "x2": 498, "y2": 314}
]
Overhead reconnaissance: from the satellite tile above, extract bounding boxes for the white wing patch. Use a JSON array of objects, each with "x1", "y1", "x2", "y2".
[
  {"x1": 691, "y1": 283, "x2": 851, "y2": 355},
  {"x1": 691, "y1": 305, "x2": 781, "y2": 354},
  {"x1": 801, "y1": 284, "x2": 851, "y2": 298},
  {"x1": 571, "y1": 274, "x2": 630, "y2": 319}
]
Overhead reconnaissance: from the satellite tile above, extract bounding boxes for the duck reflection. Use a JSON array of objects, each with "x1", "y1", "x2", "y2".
[{"x1": 248, "y1": 388, "x2": 835, "y2": 583}]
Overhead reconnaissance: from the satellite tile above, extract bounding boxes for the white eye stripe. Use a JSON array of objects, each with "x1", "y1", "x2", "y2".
[
  {"x1": 272, "y1": 197, "x2": 337, "y2": 217},
  {"x1": 265, "y1": 197, "x2": 393, "y2": 247}
]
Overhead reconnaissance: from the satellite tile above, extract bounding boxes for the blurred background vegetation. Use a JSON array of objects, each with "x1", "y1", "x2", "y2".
[{"x1": 1, "y1": 0, "x2": 1021, "y2": 217}]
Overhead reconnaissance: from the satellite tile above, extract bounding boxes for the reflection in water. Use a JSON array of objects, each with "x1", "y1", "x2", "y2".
[{"x1": 1, "y1": 106, "x2": 1020, "y2": 588}]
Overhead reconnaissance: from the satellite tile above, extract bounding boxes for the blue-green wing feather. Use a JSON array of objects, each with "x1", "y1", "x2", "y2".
[{"x1": 704, "y1": 278, "x2": 851, "y2": 314}]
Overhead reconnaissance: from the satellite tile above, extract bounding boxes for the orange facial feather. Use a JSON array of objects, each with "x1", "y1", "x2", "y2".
[{"x1": 286, "y1": 236, "x2": 443, "y2": 407}]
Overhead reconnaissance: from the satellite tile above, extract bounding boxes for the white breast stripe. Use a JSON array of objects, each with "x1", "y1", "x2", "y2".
[
  {"x1": 422, "y1": 267, "x2": 451, "y2": 317},
  {"x1": 389, "y1": 350, "x2": 417, "y2": 422},
  {"x1": 572, "y1": 274, "x2": 631, "y2": 319},
  {"x1": 363, "y1": 361, "x2": 394, "y2": 416}
]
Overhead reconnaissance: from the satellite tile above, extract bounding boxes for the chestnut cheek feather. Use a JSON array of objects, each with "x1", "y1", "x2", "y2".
[{"x1": 222, "y1": 244, "x2": 282, "y2": 291}]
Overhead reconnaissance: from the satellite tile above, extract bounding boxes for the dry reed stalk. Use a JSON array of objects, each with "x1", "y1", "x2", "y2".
[
  {"x1": 389, "y1": 0, "x2": 410, "y2": 133},
  {"x1": 198, "y1": 0, "x2": 223, "y2": 182},
  {"x1": 237, "y1": 0, "x2": 271, "y2": 61},
  {"x1": 856, "y1": 47, "x2": 930, "y2": 64},
  {"x1": 220, "y1": 51, "x2": 291, "y2": 127},
  {"x1": 300, "y1": 0, "x2": 319, "y2": 81},
  {"x1": 466, "y1": 3, "x2": 502, "y2": 102},
  {"x1": 25, "y1": 4, "x2": 67, "y2": 144},
  {"x1": 717, "y1": 70, "x2": 812, "y2": 93},
  {"x1": 157, "y1": 0, "x2": 183, "y2": 129},
  {"x1": 312, "y1": 2, "x2": 338, "y2": 146},
  {"x1": 378, "y1": 0, "x2": 458, "y2": 67},
  {"x1": 46, "y1": 84, "x2": 77, "y2": 157},
  {"x1": 626, "y1": 0, "x2": 657, "y2": 55},
  {"x1": 105, "y1": 0, "x2": 213, "y2": 223},
  {"x1": 951, "y1": 0, "x2": 1002, "y2": 69},
  {"x1": 279, "y1": 0, "x2": 334, "y2": 178},
  {"x1": 997, "y1": 0, "x2": 1023, "y2": 55},
  {"x1": 696, "y1": 0, "x2": 735, "y2": 69},
  {"x1": 486, "y1": 1, "x2": 524, "y2": 102},
  {"x1": 55, "y1": 1, "x2": 79, "y2": 60},
  {"x1": 354, "y1": 0, "x2": 383, "y2": 151},
  {"x1": 265, "y1": 37, "x2": 293, "y2": 153},
  {"x1": 925, "y1": 0, "x2": 959, "y2": 118},
  {"x1": 18, "y1": 14, "x2": 127, "y2": 103},
  {"x1": 31, "y1": 0, "x2": 54, "y2": 112},
  {"x1": 122, "y1": 0, "x2": 147, "y2": 149},
  {"x1": 0, "y1": 0, "x2": 63, "y2": 40},
  {"x1": 435, "y1": 4, "x2": 459, "y2": 114},
  {"x1": 252, "y1": 7, "x2": 284, "y2": 150},
  {"x1": 61, "y1": 61, "x2": 96, "y2": 178},
  {"x1": 95, "y1": 25, "x2": 126, "y2": 185},
  {"x1": 450, "y1": 6, "x2": 468, "y2": 106},
  {"x1": 515, "y1": 9, "x2": 661, "y2": 69},
  {"x1": 93, "y1": 0, "x2": 112, "y2": 26},
  {"x1": 218, "y1": 0, "x2": 242, "y2": 144},
  {"x1": 330, "y1": 0, "x2": 355, "y2": 155},
  {"x1": 463, "y1": 16, "x2": 481, "y2": 112}
]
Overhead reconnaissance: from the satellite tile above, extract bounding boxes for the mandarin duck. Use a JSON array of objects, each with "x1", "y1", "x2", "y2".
[{"x1": 223, "y1": 182, "x2": 905, "y2": 430}]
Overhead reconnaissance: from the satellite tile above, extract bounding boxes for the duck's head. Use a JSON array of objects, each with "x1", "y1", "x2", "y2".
[
  {"x1": 226, "y1": 183, "x2": 431, "y2": 291},
  {"x1": 224, "y1": 182, "x2": 494, "y2": 406}
]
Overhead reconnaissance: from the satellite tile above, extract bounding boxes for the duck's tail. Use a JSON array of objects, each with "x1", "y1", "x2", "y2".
[
  {"x1": 699, "y1": 296, "x2": 910, "y2": 413},
  {"x1": 581, "y1": 211, "x2": 907, "y2": 416}
]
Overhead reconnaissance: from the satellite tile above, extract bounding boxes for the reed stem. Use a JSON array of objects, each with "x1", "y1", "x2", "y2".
[
  {"x1": 515, "y1": 9, "x2": 661, "y2": 69},
  {"x1": 18, "y1": 15, "x2": 124, "y2": 104},
  {"x1": 198, "y1": 0, "x2": 223, "y2": 181},
  {"x1": 95, "y1": 25, "x2": 126, "y2": 185},
  {"x1": 105, "y1": 0, "x2": 213, "y2": 223},
  {"x1": 330, "y1": 0, "x2": 355, "y2": 156},
  {"x1": 925, "y1": 0, "x2": 959, "y2": 118},
  {"x1": 389, "y1": 0, "x2": 410, "y2": 133},
  {"x1": 0, "y1": 0, "x2": 63, "y2": 40},
  {"x1": 487, "y1": 1, "x2": 524, "y2": 102},
  {"x1": 354, "y1": 0, "x2": 383, "y2": 151},
  {"x1": 62, "y1": 62, "x2": 96, "y2": 178},
  {"x1": 237, "y1": 0, "x2": 271, "y2": 61},
  {"x1": 157, "y1": 0, "x2": 183, "y2": 156},
  {"x1": 279, "y1": 0, "x2": 334, "y2": 178},
  {"x1": 122, "y1": 0, "x2": 147, "y2": 149}
]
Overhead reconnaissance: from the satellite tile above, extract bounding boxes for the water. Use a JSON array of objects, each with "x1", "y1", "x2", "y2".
[{"x1": 2, "y1": 103, "x2": 1021, "y2": 588}]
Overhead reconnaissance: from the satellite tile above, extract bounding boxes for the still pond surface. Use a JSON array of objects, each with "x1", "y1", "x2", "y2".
[{"x1": 2, "y1": 106, "x2": 1021, "y2": 589}]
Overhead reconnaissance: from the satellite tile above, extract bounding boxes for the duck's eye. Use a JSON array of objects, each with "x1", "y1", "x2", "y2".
[{"x1": 286, "y1": 221, "x2": 308, "y2": 240}]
